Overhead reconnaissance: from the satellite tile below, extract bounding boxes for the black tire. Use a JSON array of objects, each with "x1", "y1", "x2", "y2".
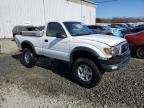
[
  {"x1": 13, "y1": 34, "x2": 16, "y2": 41},
  {"x1": 136, "y1": 47, "x2": 144, "y2": 59},
  {"x1": 21, "y1": 48, "x2": 37, "y2": 68},
  {"x1": 72, "y1": 58, "x2": 102, "y2": 88}
]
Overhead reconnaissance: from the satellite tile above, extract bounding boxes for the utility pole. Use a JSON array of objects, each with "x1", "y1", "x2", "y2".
[
  {"x1": 43, "y1": 0, "x2": 46, "y2": 23},
  {"x1": 81, "y1": 0, "x2": 83, "y2": 22},
  {"x1": 0, "y1": 44, "x2": 1, "y2": 54}
]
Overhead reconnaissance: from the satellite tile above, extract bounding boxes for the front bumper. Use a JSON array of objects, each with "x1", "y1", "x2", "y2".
[{"x1": 99, "y1": 50, "x2": 130, "y2": 72}]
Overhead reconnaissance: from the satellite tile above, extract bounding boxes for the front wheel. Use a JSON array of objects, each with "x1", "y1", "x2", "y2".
[
  {"x1": 72, "y1": 58, "x2": 102, "y2": 88},
  {"x1": 21, "y1": 48, "x2": 37, "y2": 68},
  {"x1": 136, "y1": 47, "x2": 144, "y2": 59}
]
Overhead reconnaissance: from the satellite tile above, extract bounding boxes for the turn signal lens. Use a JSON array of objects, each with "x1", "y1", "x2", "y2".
[{"x1": 104, "y1": 48, "x2": 111, "y2": 55}]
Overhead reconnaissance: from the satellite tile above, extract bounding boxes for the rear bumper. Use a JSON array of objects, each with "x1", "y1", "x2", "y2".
[{"x1": 99, "y1": 50, "x2": 130, "y2": 72}]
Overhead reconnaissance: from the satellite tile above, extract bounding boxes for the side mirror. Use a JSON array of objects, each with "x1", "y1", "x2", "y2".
[{"x1": 56, "y1": 33, "x2": 67, "y2": 38}]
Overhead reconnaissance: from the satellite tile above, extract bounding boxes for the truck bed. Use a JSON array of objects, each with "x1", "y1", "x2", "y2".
[{"x1": 21, "y1": 31, "x2": 43, "y2": 37}]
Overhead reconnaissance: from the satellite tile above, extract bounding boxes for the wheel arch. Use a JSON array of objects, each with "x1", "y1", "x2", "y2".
[
  {"x1": 70, "y1": 47, "x2": 100, "y2": 64},
  {"x1": 21, "y1": 41, "x2": 36, "y2": 54}
]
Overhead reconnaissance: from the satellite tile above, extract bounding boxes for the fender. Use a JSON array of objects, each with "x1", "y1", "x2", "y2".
[
  {"x1": 21, "y1": 40, "x2": 36, "y2": 54},
  {"x1": 70, "y1": 46, "x2": 101, "y2": 63}
]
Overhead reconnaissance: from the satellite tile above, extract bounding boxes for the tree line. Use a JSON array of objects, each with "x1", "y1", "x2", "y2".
[{"x1": 96, "y1": 17, "x2": 144, "y2": 23}]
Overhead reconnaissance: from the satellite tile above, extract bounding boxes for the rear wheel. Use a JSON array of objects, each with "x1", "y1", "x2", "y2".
[
  {"x1": 13, "y1": 34, "x2": 16, "y2": 41},
  {"x1": 21, "y1": 48, "x2": 37, "y2": 68},
  {"x1": 72, "y1": 58, "x2": 102, "y2": 88},
  {"x1": 136, "y1": 47, "x2": 144, "y2": 59}
]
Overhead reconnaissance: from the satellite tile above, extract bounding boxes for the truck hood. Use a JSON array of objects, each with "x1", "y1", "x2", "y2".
[{"x1": 76, "y1": 34, "x2": 126, "y2": 46}]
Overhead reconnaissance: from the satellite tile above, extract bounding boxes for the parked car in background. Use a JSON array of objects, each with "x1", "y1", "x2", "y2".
[
  {"x1": 133, "y1": 26, "x2": 144, "y2": 32},
  {"x1": 87, "y1": 24, "x2": 135, "y2": 38},
  {"x1": 12, "y1": 26, "x2": 27, "y2": 39},
  {"x1": 12, "y1": 25, "x2": 40, "y2": 39},
  {"x1": 124, "y1": 25, "x2": 144, "y2": 35},
  {"x1": 87, "y1": 25, "x2": 112, "y2": 35},
  {"x1": 124, "y1": 30, "x2": 144, "y2": 59},
  {"x1": 136, "y1": 24, "x2": 144, "y2": 28},
  {"x1": 125, "y1": 23, "x2": 134, "y2": 30},
  {"x1": 111, "y1": 23, "x2": 134, "y2": 30},
  {"x1": 108, "y1": 24, "x2": 127, "y2": 38}
]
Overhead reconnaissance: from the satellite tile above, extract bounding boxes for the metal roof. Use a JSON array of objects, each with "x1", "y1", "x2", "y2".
[
  {"x1": 84, "y1": 0, "x2": 96, "y2": 5},
  {"x1": 68, "y1": 0, "x2": 96, "y2": 6}
]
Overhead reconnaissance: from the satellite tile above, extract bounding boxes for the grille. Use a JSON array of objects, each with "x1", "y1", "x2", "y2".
[{"x1": 121, "y1": 43, "x2": 128, "y2": 54}]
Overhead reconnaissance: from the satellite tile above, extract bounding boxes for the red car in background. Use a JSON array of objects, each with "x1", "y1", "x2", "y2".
[{"x1": 124, "y1": 31, "x2": 144, "y2": 59}]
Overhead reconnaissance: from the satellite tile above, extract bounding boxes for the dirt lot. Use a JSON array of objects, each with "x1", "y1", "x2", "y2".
[
  {"x1": 0, "y1": 39, "x2": 18, "y2": 54},
  {"x1": 0, "y1": 39, "x2": 144, "y2": 108}
]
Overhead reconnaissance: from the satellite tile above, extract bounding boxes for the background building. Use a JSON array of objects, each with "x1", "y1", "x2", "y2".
[{"x1": 0, "y1": 0, "x2": 96, "y2": 38}]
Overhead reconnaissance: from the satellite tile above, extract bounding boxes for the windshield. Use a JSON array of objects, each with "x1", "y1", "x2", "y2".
[{"x1": 63, "y1": 22, "x2": 92, "y2": 36}]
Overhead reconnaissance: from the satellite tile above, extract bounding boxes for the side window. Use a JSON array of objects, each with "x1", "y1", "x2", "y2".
[{"x1": 46, "y1": 22, "x2": 66, "y2": 37}]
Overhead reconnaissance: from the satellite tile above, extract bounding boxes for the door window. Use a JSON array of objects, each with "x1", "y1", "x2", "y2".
[{"x1": 46, "y1": 22, "x2": 66, "y2": 37}]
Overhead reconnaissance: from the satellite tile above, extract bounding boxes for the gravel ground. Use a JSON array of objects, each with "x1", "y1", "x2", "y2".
[
  {"x1": 0, "y1": 39, "x2": 18, "y2": 54},
  {"x1": 0, "y1": 39, "x2": 144, "y2": 108}
]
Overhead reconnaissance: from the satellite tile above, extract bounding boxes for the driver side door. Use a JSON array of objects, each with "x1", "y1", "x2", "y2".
[{"x1": 42, "y1": 22, "x2": 70, "y2": 61}]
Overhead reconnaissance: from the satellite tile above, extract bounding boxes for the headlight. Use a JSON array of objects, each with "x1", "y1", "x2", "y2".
[
  {"x1": 104, "y1": 48, "x2": 111, "y2": 55},
  {"x1": 104, "y1": 46, "x2": 120, "y2": 56},
  {"x1": 111, "y1": 46, "x2": 120, "y2": 56}
]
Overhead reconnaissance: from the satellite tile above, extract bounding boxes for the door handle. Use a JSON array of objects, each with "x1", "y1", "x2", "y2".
[{"x1": 44, "y1": 39, "x2": 48, "y2": 42}]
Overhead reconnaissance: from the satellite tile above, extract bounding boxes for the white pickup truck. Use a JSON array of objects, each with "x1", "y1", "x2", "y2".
[{"x1": 15, "y1": 21, "x2": 130, "y2": 88}]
